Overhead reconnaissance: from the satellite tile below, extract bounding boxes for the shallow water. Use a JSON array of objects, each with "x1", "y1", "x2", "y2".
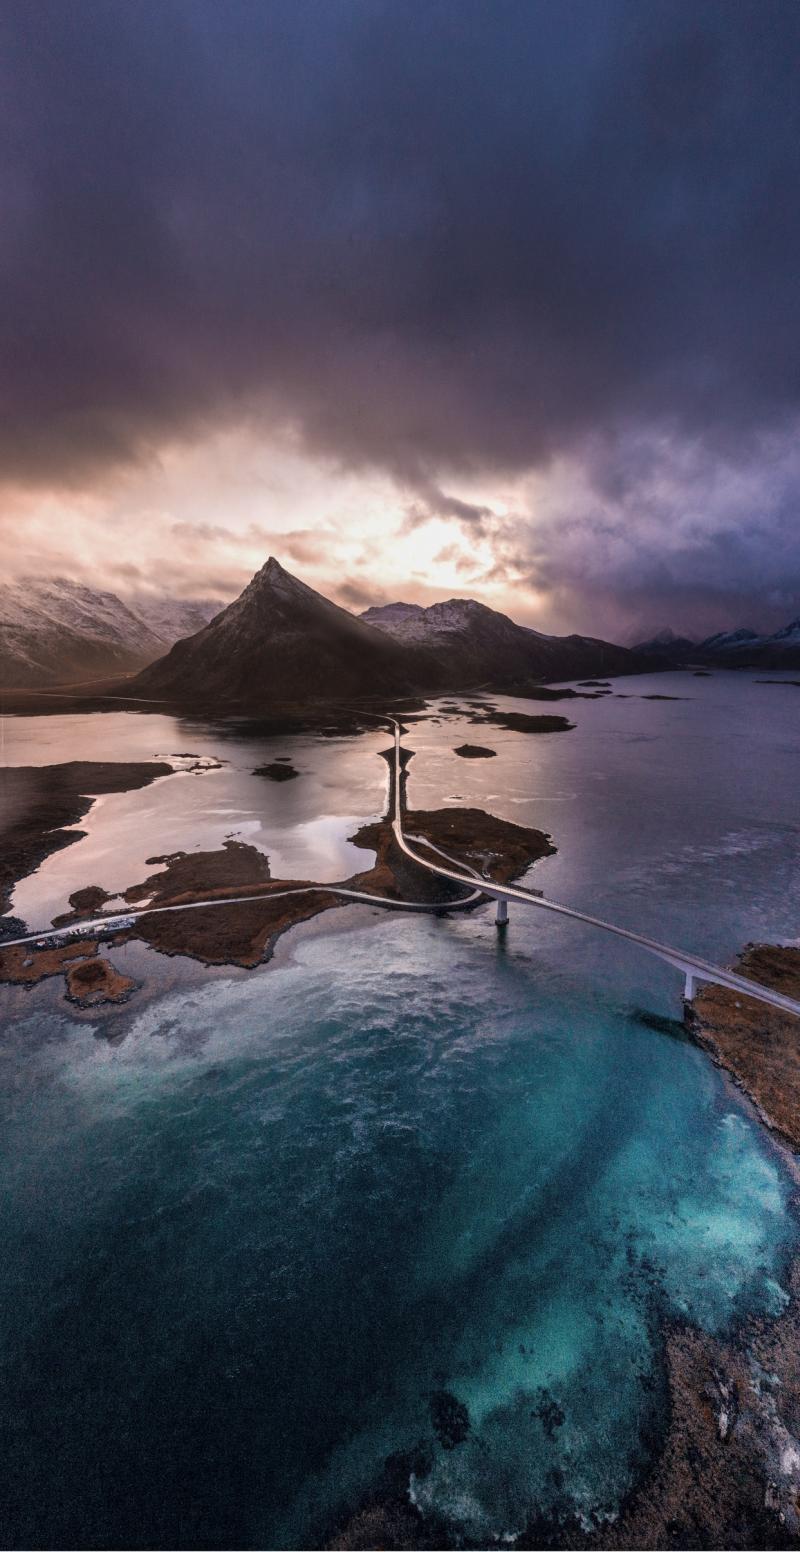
[
  {"x1": 1, "y1": 672, "x2": 799, "y2": 1547},
  {"x1": 7, "y1": 718, "x2": 389, "y2": 922}
]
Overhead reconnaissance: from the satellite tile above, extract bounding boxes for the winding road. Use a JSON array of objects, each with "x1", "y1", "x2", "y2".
[{"x1": 3, "y1": 713, "x2": 800, "y2": 1020}]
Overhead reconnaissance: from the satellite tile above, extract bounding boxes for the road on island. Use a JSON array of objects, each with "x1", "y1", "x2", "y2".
[{"x1": 3, "y1": 711, "x2": 800, "y2": 1020}]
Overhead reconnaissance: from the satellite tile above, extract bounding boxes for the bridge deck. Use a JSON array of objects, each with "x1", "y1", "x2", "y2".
[{"x1": 389, "y1": 720, "x2": 800, "y2": 1021}]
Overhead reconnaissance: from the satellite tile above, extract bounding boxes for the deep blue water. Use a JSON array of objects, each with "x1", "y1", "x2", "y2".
[{"x1": 1, "y1": 675, "x2": 799, "y2": 1547}]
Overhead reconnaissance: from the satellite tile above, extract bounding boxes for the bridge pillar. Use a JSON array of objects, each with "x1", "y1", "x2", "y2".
[
  {"x1": 496, "y1": 898, "x2": 508, "y2": 927},
  {"x1": 684, "y1": 971, "x2": 696, "y2": 1002}
]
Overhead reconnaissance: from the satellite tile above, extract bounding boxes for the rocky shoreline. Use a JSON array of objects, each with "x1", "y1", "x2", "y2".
[
  {"x1": 328, "y1": 944, "x2": 800, "y2": 1552},
  {"x1": 0, "y1": 748, "x2": 554, "y2": 1007},
  {"x1": 688, "y1": 945, "x2": 800, "y2": 1153},
  {"x1": 0, "y1": 760, "x2": 174, "y2": 921}
]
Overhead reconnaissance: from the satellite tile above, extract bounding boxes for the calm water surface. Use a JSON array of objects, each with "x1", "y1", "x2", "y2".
[{"x1": 1, "y1": 673, "x2": 799, "y2": 1547}]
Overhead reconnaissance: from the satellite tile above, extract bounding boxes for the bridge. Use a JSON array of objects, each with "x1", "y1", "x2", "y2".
[
  {"x1": 3, "y1": 712, "x2": 799, "y2": 1021},
  {"x1": 386, "y1": 718, "x2": 800, "y2": 1018}
]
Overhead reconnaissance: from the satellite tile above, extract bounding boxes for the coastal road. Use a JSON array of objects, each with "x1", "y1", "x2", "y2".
[
  {"x1": 3, "y1": 712, "x2": 799, "y2": 1021},
  {"x1": 0, "y1": 877, "x2": 483, "y2": 953}
]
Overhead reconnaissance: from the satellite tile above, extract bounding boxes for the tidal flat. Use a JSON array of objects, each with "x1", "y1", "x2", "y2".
[{"x1": 1, "y1": 672, "x2": 799, "y2": 1549}]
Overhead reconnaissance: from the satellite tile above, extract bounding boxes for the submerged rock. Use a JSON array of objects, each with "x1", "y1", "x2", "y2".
[
  {"x1": 253, "y1": 761, "x2": 299, "y2": 781},
  {"x1": 533, "y1": 1390, "x2": 566, "y2": 1438},
  {"x1": 429, "y1": 1390, "x2": 470, "y2": 1450},
  {"x1": 453, "y1": 743, "x2": 497, "y2": 758}
]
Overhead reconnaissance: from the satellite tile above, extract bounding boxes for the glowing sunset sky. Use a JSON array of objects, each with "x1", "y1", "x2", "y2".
[{"x1": 2, "y1": 1, "x2": 800, "y2": 640}]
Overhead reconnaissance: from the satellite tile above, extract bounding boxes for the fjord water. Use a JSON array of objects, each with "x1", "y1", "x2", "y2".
[{"x1": 1, "y1": 674, "x2": 799, "y2": 1547}]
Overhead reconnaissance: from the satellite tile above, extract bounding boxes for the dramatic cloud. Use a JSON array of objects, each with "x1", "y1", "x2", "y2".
[{"x1": 1, "y1": 0, "x2": 799, "y2": 630}]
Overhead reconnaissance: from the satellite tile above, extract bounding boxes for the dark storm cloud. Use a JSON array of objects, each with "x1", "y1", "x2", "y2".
[
  {"x1": 404, "y1": 483, "x2": 494, "y2": 533},
  {"x1": 2, "y1": 0, "x2": 799, "y2": 490},
  {"x1": 3, "y1": 0, "x2": 800, "y2": 627},
  {"x1": 335, "y1": 577, "x2": 385, "y2": 611}
]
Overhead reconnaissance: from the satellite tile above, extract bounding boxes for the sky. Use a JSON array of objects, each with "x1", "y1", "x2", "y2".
[{"x1": 2, "y1": 0, "x2": 800, "y2": 641}]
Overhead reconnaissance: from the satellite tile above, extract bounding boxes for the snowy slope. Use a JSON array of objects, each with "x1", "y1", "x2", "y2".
[
  {"x1": 0, "y1": 578, "x2": 223, "y2": 688},
  {"x1": 361, "y1": 598, "x2": 652, "y2": 684},
  {"x1": 698, "y1": 619, "x2": 800, "y2": 666}
]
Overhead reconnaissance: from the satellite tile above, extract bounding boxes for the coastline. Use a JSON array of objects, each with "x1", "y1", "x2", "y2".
[
  {"x1": 0, "y1": 745, "x2": 555, "y2": 1008},
  {"x1": 2, "y1": 715, "x2": 800, "y2": 1547},
  {"x1": 328, "y1": 941, "x2": 800, "y2": 1552}
]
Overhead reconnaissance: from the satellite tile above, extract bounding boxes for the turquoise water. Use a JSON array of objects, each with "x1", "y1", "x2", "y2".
[
  {"x1": 1, "y1": 676, "x2": 799, "y2": 1547},
  {"x1": 0, "y1": 917, "x2": 795, "y2": 1548}
]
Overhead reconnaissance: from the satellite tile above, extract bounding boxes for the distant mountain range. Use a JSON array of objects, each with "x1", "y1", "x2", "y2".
[
  {"x1": 11, "y1": 566, "x2": 796, "y2": 701},
  {"x1": 133, "y1": 556, "x2": 657, "y2": 705},
  {"x1": 634, "y1": 620, "x2": 800, "y2": 668},
  {"x1": 0, "y1": 577, "x2": 223, "y2": 688}
]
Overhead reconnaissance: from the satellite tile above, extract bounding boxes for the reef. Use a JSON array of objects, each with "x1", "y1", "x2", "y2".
[
  {"x1": 580, "y1": 946, "x2": 800, "y2": 1551},
  {"x1": 453, "y1": 743, "x2": 496, "y2": 758},
  {"x1": 329, "y1": 941, "x2": 800, "y2": 1552},
  {"x1": 584, "y1": 1263, "x2": 800, "y2": 1550}
]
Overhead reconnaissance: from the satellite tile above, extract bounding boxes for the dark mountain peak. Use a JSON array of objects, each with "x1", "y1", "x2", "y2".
[
  {"x1": 649, "y1": 627, "x2": 697, "y2": 647},
  {"x1": 632, "y1": 630, "x2": 697, "y2": 658},
  {"x1": 134, "y1": 556, "x2": 426, "y2": 703},
  {"x1": 247, "y1": 555, "x2": 313, "y2": 598},
  {"x1": 134, "y1": 558, "x2": 658, "y2": 707},
  {"x1": 259, "y1": 555, "x2": 292, "y2": 584},
  {"x1": 228, "y1": 555, "x2": 344, "y2": 627}
]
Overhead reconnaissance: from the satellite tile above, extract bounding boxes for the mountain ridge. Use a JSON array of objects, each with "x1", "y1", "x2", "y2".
[
  {"x1": 634, "y1": 617, "x2": 800, "y2": 668},
  {"x1": 0, "y1": 577, "x2": 223, "y2": 688},
  {"x1": 133, "y1": 556, "x2": 658, "y2": 706},
  {"x1": 133, "y1": 557, "x2": 435, "y2": 703},
  {"x1": 362, "y1": 596, "x2": 655, "y2": 686}
]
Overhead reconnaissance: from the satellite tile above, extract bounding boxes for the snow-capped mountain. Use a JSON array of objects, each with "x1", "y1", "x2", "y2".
[
  {"x1": 362, "y1": 597, "x2": 655, "y2": 686},
  {"x1": 760, "y1": 619, "x2": 800, "y2": 648},
  {"x1": 699, "y1": 627, "x2": 759, "y2": 652},
  {"x1": 697, "y1": 619, "x2": 800, "y2": 667},
  {"x1": 0, "y1": 577, "x2": 223, "y2": 688},
  {"x1": 123, "y1": 594, "x2": 224, "y2": 645},
  {"x1": 632, "y1": 618, "x2": 800, "y2": 668}
]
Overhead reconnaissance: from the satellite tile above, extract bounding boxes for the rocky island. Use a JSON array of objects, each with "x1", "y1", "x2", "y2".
[{"x1": 0, "y1": 743, "x2": 555, "y2": 1005}]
